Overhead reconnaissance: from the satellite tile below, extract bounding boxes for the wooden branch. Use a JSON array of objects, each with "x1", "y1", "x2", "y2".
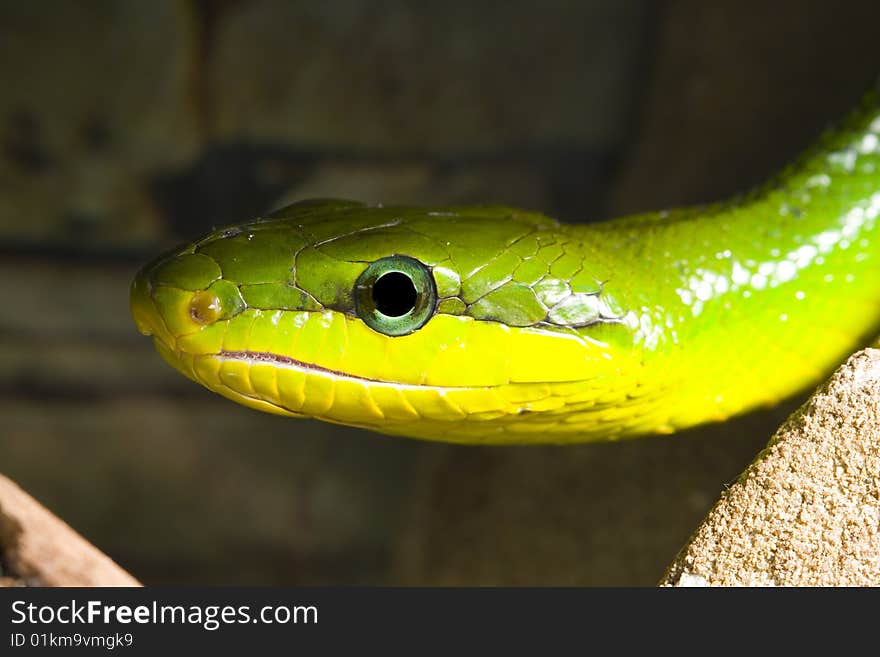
[{"x1": 0, "y1": 474, "x2": 140, "y2": 587}]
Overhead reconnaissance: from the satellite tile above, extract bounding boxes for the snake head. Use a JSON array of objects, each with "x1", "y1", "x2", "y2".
[{"x1": 131, "y1": 199, "x2": 642, "y2": 442}]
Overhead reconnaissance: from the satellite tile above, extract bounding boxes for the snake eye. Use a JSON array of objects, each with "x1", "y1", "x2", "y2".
[{"x1": 355, "y1": 255, "x2": 436, "y2": 336}]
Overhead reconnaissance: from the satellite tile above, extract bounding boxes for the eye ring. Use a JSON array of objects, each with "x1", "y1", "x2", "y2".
[{"x1": 354, "y1": 255, "x2": 436, "y2": 336}]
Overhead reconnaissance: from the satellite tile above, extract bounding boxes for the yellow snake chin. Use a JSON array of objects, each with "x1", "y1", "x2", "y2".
[{"x1": 150, "y1": 332, "x2": 674, "y2": 444}]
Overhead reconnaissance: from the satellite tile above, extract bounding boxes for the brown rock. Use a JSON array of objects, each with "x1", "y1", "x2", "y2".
[{"x1": 662, "y1": 349, "x2": 880, "y2": 586}]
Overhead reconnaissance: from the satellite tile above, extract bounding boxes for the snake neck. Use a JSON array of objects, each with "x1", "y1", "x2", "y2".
[{"x1": 563, "y1": 87, "x2": 880, "y2": 425}]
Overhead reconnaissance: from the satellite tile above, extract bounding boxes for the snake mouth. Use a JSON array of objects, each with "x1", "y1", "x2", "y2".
[
  {"x1": 213, "y1": 349, "x2": 495, "y2": 392},
  {"x1": 194, "y1": 346, "x2": 511, "y2": 430},
  {"x1": 217, "y1": 350, "x2": 391, "y2": 385}
]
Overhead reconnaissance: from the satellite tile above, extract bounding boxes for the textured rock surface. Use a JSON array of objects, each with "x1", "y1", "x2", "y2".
[
  {"x1": 662, "y1": 349, "x2": 880, "y2": 586},
  {"x1": 0, "y1": 474, "x2": 139, "y2": 586}
]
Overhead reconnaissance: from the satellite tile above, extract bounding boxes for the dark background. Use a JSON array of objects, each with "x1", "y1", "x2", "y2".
[{"x1": 1, "y1": 0, "x2": 878, "y2": 585}]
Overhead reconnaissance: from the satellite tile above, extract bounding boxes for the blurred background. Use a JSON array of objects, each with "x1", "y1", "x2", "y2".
[{"x1": 1, "y1": 0, "x2": 878, "y2": 585}]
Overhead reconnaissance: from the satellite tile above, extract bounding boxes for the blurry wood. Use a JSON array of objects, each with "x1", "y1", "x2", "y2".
[
  {"x1": 610, "y1": 0, "x2": 879, "y2": 212},
  {"x1": 0, "y1": 2, "x2": 194, "y2": 246},
  {"x1": 210, "y1": 1, "x2": 647, "y2": 152},
  {"x1": 0, "y1": 474, "x2": 140, "y2": 587},
  {"x1": 0, "y1": 396, "x2": 420, "y2": 585}
]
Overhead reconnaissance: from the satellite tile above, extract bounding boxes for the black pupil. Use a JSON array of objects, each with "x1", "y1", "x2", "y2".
[{"x1": 372, "y1": 272, "x2": 418, "y2": 317}]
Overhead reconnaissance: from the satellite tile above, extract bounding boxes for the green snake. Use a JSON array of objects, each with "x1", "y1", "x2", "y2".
[{"x1": 131, "y1": 87, "x2": 880, "y2": 444}]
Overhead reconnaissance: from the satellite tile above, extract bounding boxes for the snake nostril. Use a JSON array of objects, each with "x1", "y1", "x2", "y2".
[{"x1": 190, "y1": 291, "x2": 222, "y2": 325}]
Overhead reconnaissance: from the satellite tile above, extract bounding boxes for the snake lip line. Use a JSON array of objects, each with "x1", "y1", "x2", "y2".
[
  {"x1": 216, "y1": 349, "x2": 485, "y2": 391},
  {"x1": 217, "y1": 350, "x2": 383, "y2": 383}
]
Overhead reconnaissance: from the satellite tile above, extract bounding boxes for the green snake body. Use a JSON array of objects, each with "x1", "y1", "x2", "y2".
[{"x1": 131, "y1": 88, "x2": 880, "y2": 443}]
